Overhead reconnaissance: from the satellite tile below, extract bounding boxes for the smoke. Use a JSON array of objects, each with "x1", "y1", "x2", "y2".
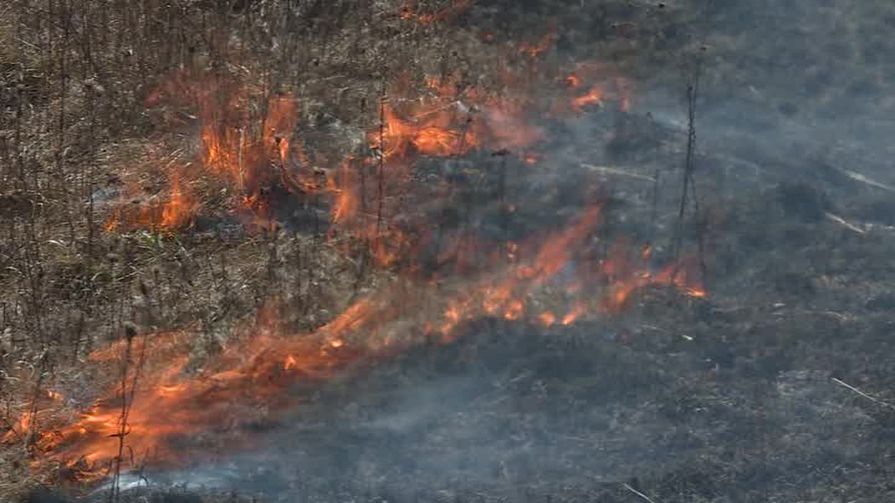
[
  {"x1": 71, "y1": 1, "x2": 895, "y2": 501},
  {"x1": 101, "y1": 323, "x2": 695, "y2": 501}
]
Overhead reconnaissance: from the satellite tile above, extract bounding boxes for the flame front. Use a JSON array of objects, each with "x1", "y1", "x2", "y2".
[
  {"x1": 400, "y1": 0, "x2": 473, "y2": 25},
  {"x1": 19, "y1": 200, "x2": 704, "y2": 481},
  {"x1": 9, "y1": 20, "x2": 711, "y2": 486}
]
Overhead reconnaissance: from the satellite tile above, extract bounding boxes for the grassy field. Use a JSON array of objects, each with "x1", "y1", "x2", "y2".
[{"x1": 2, "y1": 1, "x2": 895, "y2": 501}]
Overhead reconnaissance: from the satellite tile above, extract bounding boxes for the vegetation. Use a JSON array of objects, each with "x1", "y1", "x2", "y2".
[{"x1": 2, "y1": 1, "x2": 895, "y2": 502}]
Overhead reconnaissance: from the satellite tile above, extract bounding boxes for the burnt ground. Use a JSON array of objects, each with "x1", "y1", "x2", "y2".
[{"x1": 8, "y1": 0, "x2": 895, "y2": 502}]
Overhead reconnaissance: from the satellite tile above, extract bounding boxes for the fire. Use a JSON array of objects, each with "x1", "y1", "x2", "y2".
[
  {"x1": 368, "y1": 73, "x2": 547, "y2": 169},
  {"x1": 561, "y1": 304, "x2": 586, "y2": 326},
  {"x1": 105, "y1": 41, "x2": 638, "y2": 239},
  {"x1": 424, "y1": 74, "x2": 461, "y2": 97},
  {"x1": 102, "y1": 172, "x2": 198, "y2": 233},
  {"x1": 518, "y1": 28, "x2": 557, "y2": 59},
  {"x1": 105, "y1": 76, "x2": 313, "y2": 235},
  {"x1": 4, "y1": 29, "x2": 718, "y2": 489},
  {"x1": 527, "y1": 206, "x2": 601, "y2": 281},
  {"x1": 371, "y1": 102, "x2": 480, "y2": 160},
  {"x1": 524, "y1": 152, "x2": 541, "y2": 165},
  {"x1": 565, "y1": 73, "x2": 582, "y2": 89},
  {"x1": 400, "y1": 0, "x2": 473, "y2": 25},
  {"x1": 329, "y1": 157, "x2": 360, "y2": 225},
  {"x1": 2, "y1": 412, "x2": 30, "y2": 443},
  {"x1": 159, "y1": 175, "x2": 195, "y2": 229},
  {"x1": 198, "y1": 91, "x2": 303, "y2": 198},
  {"x1": 200, "y1": 123, "x2": 240, "y2": 184},
  {"x1": 9, "y1": 200, "x2": 705, "y2": 482},
  {"x1": 538, "y1": 311, "x2": 556, "y2": 327},
  {"x1": 503, "y1": 299, "x2": 525, "y2": 320},
  {"x1": 572, "y1": 86, "x2": 605, "y2": 112},
  {"x1": 22, "y1": 323, "x2": 370, "y2": 481}
]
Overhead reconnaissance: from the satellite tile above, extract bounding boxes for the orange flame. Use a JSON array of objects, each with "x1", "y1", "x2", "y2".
[
  {"x1": 159, "y1": 175, "x2": 196, "y2": 229},
  {"x1": 15, "y1": 202, "x2": 705, "y2": 482},
  {"x1": 18, "y1": 42, "x2": 714, "y2": 488},
  {"x1": 518, "y1": 28, "x2": 557, "y2": 59},
  {"x1": 538, "y1": 311, "x2": 557, "y2": 327},
  {"x1": 329, "y1": 157, "x2": 360, "y2": 225},
  {"x1": 400, "y1": 0, "x2": 473, "y2": 25},
  {"x1": 103, "y1": 173, "x2": 197, "y2": 233},
  {"x1": 565, "y1": 73, "x2": 582, "y2": 89},
  {"x1": 372, "y1": 103, "x2": 480, "y2": 160},
  {"x1": 572, "y1": 86, "x2": 605, "y2": 112}
]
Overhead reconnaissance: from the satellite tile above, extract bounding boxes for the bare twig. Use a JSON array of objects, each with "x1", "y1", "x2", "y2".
[
  {"x1": 110, "y1": 325, "x2": 146, "y2": 503},
  {"x1": 581, "y1": 163, "x2": 656, "y2": 182},
  {"x1": 672, "y1": 69, "x2": 701, "y2": 261},
  {"x1": 623, "y1": 482, "x2": 659, "y2": 503},
  {"x1": 672, "y1": 0, "x2": 713, "y2": 289},
  {"x1": 22, "y1": 350, "x2": 49, "y2": 450},
  {"x1": 825, "y1": 213, "x2": 866, "y2": 235},
  {"x1": 377, "y1": 92, "x2": 386, "y2": 233},
  {"x1": 832, "y1": 377, "x2": 895, "y2": 411},
  {"x1": 836, "y1": 168, "x2": 895, "y2": 193}
]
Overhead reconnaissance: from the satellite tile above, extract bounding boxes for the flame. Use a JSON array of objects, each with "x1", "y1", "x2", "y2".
[
  {"x1": 372, "y1": 102, "x2": 480, "y2": 160},
  {"x1": 565, "y1": 73, "x2": 582, "y2": 89},
  {"x1": 561, "y1": 302, "x2": 587, "y2": 326},
  {"x1": 2, "y1": 412, "x2": 30, "y2": 443},
  {"x1": 400, "y1": 0, "x2": 473, "y2": 25},
  {"x1": 108, "y1": 49, "x2": 637, "y2": 238},
  {"x1": 103, "y1": 173, "x2": 198, "y2": 233},
  {"x1": 329, "y1": 157, "x2": 360, "y2": 225},
  {"x1": 11, "y1": 35, "x2": 715, "y2": 488},
  {"x1": 103, "y1": 212, "x2": 120, "y2": 233},
  {"x1": 24, "y1": 323, "x2": 369, "y2": 481},
  {"x1": 524, "y1": 152, "x2": 541, "y2": 165},
  {"x1": 538, "y1": 311, "x2": 556, "y2": 327},
  {"x1": 572, "y1": 86, "x2": 605, "y2": 112},
  {"x1": 159, "y1": 175, "x2": 196, "y2": 229},
  {"x1": 518, "y1": 28, "x2": 557, "y2": 59},
  {"x1": 366, "y1": 73, "x2": 546, "y2": 171},
  {"x1": 199, "y1": 92, "x2": 303, "y2": 198},
  {"x1": 107, "y1": 79, "x2": 311, "y2": 235},
  {"x1": 424, "y1": 74, "x2": 461, "y2": 97},
  {"x1": 13, "y1": 202, "x2": 705, "y2": 482}
]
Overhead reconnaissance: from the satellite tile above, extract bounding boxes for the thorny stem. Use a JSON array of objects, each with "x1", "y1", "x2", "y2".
[
  {"x1": 377, "y1": 92, "x2": 386, "y2": 234},
  {"x1": 56, "y1": 0, "x2": 77, "y2": 245},
  {"x1": 623, "y1": 482, "x2": 659, "y2": 503},
  {"x1": 498, "y1": 154, "x2": 509, "y2": 260},
  {"x1": 650, "y1": 168, "x2": 660, "y2": 230},
  {"x1": 672, "y1": 76, "x2": 700, "y2": 262},
  {"x1": 672, "y1": 0, "x2": 713, "y2": 286},
  {"x1": 22, "y1": 351, "x2": 49, "y2": 451},
  {"x1": 109, "y1": 335, "x2": 130, "y2": 502},
  {"x1": 110, "y1": 330, "x2": 146, "y2": 503},
  {"x1": 832, "y1": 377, "x2": 895, "y2": 411}
]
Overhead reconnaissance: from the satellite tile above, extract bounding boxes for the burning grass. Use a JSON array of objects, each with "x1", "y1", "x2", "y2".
[
  {"x1": 8, "y1": 203, "x2": 704, "y2": 483},
  {"x1": 0, "y1": 0, "x2": 717, "y2": 498}
]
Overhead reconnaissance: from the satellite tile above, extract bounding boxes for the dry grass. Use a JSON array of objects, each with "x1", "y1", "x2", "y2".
[{"x1": 0, "y1": 1, "x2": 710, "y2": 500}]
